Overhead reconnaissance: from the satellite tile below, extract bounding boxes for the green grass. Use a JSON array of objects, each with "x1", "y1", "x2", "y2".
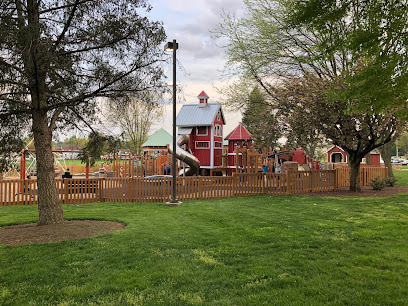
[
  {"x1": 1, "y1": 192, "x2": 408, "y2": 305},
  {"x1": 394, "y1": 170, "x2": 408, "y2": 186}
]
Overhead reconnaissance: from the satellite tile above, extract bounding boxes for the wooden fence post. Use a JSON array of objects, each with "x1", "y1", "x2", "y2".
[
  {"x1": 63, "y1": 179, "x2": 69, "y2": 204},
  {"x1": 232, "y1": 173, "x2": 236, "y2": 197},
  {"x1": 286, "y1": 171, "x2": 291, "y2": 195},
  {"x1": 262, "y1": 173, "x2": 266, "y2": 194},
  {"x1": 198, "y1": 177, "x2": 203, "y2": 200},
  {"x1": 334, "y1": 169, "x2": 338, "y2": 190},
  {"x1": 98, "y1": 178, "x2": 104, "y2": 202}
]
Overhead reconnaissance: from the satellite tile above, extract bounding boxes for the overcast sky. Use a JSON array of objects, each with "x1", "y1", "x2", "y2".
[{"x1": 147, "y1": 0, "x2": 245, "y2": 136}]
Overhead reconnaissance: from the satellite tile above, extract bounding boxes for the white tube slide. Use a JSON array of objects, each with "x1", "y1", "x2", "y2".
[{"x1": 168, "y1": 134, "x2": 200, "y2": 176}]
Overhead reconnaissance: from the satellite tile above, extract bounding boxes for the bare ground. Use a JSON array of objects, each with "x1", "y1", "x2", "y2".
[
  {"x1": 1, "y1": 186, "x2": 407, "y2": 246},
  {"x1": 0, "y1": 220, "x2": 125, "y2": 246}
]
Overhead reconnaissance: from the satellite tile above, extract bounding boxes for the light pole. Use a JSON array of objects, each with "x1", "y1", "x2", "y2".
[{"x1": 164, "y1": 39, "x2": 182, "y2": 206}]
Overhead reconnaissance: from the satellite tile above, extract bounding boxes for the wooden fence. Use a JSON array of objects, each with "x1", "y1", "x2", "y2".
[{"x1": 0, "y1": 168, "x2": 387, "y2": 206}]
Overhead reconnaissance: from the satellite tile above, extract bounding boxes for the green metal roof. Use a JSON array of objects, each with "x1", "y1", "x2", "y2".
[{"x1": 142, "y1": 128, "x2": 172, "y2": 147}]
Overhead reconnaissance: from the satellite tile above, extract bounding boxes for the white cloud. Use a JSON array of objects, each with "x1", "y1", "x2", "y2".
[{"x1": 148, "y1": 0, "x2": 244, "y2": 137}]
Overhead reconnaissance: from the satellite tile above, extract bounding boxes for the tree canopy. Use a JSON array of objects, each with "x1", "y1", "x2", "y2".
[
  {"x1": 0, "y1": 0, "x2": 167, "y2": 224},
  {"x1": 215, "y1": 0, "x2": 408, "y2": 114},
  {"x1": 277, "y1": 74, "x2": 401, "y2": 191},
  {"x1": 288, "y1": 0, "x2": 408, "y2": 114}
]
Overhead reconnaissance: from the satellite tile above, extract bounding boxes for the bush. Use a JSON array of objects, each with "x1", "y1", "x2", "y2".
[
  {"x1": 383, "y1": 176, "x2": 397, "y2": 187},
  {"x1": 370, "y1": 176, "x2": 386, "y2": 190}
]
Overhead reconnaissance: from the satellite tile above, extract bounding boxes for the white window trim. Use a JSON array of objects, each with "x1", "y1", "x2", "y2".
[
  {"x1": 195, "y1": 141, "x2": 210, "y2": 149},
  {"x1": 210, "y1": 126, "x2": 214, "y2": 167},
  {"x1": 196, "y1": 126, "x2": 208, "y2": 136},
  {"x1": 330, "y1": 152, "x2": 346, "y2": 163},
  {"x1": 215, "y1": 141, "x2": 223, "y2": 148},
  {"x1": 214, "y1": 124, "x2": 222, "y2": 137}
]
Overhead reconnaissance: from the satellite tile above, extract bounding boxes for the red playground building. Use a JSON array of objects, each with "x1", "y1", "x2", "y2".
[
  {"x1": 224, "y1": 124, "x2": 253, "y2": 170},
  {"x1": 176, "y1": 91, "x2": 225, "y2": 175}
]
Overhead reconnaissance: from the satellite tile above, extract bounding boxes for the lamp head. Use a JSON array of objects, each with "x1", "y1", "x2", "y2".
[{"x1": 164, "y1": 41, "x2": 178, "y2": 52}]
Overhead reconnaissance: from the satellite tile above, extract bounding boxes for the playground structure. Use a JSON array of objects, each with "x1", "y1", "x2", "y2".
[
  {"x1": 19, "y1": 149, "x2": 90, "y2": 179},
  {"x1": 99, "y1": 152, "x2": 174, "y2": 178},
  {"x1": 175, "y1": 91, "x2": 225, "y2": 175},
  {"x1": 1, "y1": 147, "x2": 91, "y2": 180}
]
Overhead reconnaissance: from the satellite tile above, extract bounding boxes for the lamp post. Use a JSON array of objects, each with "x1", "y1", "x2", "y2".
[{"x1": 164, "y1": 39, "x2": 182, "y2": 206}]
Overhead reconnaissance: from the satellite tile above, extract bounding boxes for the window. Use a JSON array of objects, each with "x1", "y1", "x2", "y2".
[
  {"x1": 196, "y1": 126, "x2": 207, "y2": 136},
  {"x1": 217, "y1": 111, "x2": 221, "y2": 121},
  {"x1": 214, "y1": 125, "x2": 222, "y2": 137},
  {"x1": 195, "y1": 141, "x2": 210, "y2": 149},
  {"x1": 215, "y1": 142, "x2": 223, "y2": 148}
]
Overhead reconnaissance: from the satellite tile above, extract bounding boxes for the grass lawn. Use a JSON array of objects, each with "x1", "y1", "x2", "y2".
[
  {"x1": 394, "y1": 170, "x2": 408, "y2": 186},
  {"x1": 1, "y1": 190, "x2": 408, "y2": 305}
]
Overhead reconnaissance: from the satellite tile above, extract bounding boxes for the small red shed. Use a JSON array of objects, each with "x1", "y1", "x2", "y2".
[
  {"x1": 326, "y1": 145, "x2": 348, "y2": 163},
  {"x1": 326, "y1": 145, "x2": 381, "y2": 166}
]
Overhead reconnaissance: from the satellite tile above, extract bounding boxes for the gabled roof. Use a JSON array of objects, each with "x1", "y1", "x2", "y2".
[
  {"x1": 325, "y1": 145, "x2": 343, "y2": 153},
  {"x1": 176, "y1": 103, "x2": 225, "y2": 127},
  {"x1": 224, "y1": 124, "x2": 252, "y2": 140},
  {"x1": 198, "y1": 91, "x2": 209, "y2": 98},
  {"x1": 141, "y1": 128, "x2": 172, "y2": 147}
]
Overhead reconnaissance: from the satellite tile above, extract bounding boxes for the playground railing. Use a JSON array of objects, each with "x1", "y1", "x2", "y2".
[{"x1": 0, "y1": 167, "x2": 388, "y2": 206}]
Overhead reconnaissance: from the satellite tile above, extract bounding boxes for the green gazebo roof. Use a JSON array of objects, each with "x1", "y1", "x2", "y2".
[{"x1": 142, "y1": 128, "x2": 172, "y2": 147}]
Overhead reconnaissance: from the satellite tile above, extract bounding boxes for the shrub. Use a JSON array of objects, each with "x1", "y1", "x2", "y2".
[
  {"x1": 370, "y1": 176, "x2": 386, "y2": 190},
  {"x1": 383, "y1": 176, "x2": 397, "y2": 187}
]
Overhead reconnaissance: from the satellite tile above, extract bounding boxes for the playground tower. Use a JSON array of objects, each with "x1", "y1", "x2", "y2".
[{"x1": 176, "y1": 91, "x2": 225, "y2": 174}]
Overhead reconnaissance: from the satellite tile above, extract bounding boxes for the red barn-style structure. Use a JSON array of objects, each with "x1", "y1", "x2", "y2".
[
  {"x1": 176, "y1": 91, "x2": 225, "y2": 175},
  {"x1": 224, "y1": 124, "x2": 253, "y2": 170}
]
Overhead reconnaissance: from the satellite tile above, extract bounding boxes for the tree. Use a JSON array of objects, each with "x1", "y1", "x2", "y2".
[
  {"x1": 0, "y1": 1, "x2": 167, "y2": 224},
  {"x1": 277, "y1": 74, "x2": 400, "y2": 191},
  {"x1": 215, "y1": 0, "x2": 408, "y2": 115},
  {"x1": 241, "y1": 87, "x2": 282, "y2": 150},
  {"x1": 288, "y1": 0, "x2": 408, "y2": 115},
  {"x1": 378, "y1": 139, "x2": 396, "y2": 178},
  {"x1": 81, "y1": 132, "x2": 122, "y2": 166},
  {"x1": 106, "y1": 93, "x2": 163, "y2": 155},
  {"x1": 214, "y1": 0, "x2": 407, "y2": 189}
]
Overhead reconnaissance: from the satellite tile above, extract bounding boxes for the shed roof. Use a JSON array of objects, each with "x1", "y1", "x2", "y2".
[
  {"x1": 224, "y1": 124, "x2": 252, "y2": 140},
  {"x1": 176, "y1": 103, "x2": 225, "y2": 127},
  {"x1": 141, "y1": 128, "x2": 172, "y2": 147}
]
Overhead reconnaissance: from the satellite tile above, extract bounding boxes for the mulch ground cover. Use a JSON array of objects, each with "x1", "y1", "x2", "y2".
[{"x1": 0, "y1": 220, "x2": 125, "y2": 246}]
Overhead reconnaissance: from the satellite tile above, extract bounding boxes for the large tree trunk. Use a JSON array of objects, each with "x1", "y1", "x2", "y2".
[
  {"x1": 32, "y1": 111, "x2": 64, "y2": 225},
  {"x1": 349, "y1": 155, "x2": 361, "y2": 192},
  {"x1": 379, "y1": 141, "x2": 394, "y2": 177},
  {"x1": 365, "y1": 153, "x2": 371, "y2": 165}
]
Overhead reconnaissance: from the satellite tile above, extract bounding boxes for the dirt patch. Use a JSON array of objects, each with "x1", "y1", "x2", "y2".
[
  {"x1": 297, "y1": 185, "x2": 408, "y2": 198},
  {"x1": 0, "y1": 220, "x2": 126, "y2": 246}
]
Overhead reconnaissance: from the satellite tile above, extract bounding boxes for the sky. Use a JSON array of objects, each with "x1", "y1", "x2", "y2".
[{"x1": 146, "y1": 0, "x2": 245, "y2": 136}]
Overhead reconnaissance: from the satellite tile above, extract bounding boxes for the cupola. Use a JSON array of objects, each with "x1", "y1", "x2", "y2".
[{"x1": 197, "y1": 91, "x2": 209, "y2": 108}]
